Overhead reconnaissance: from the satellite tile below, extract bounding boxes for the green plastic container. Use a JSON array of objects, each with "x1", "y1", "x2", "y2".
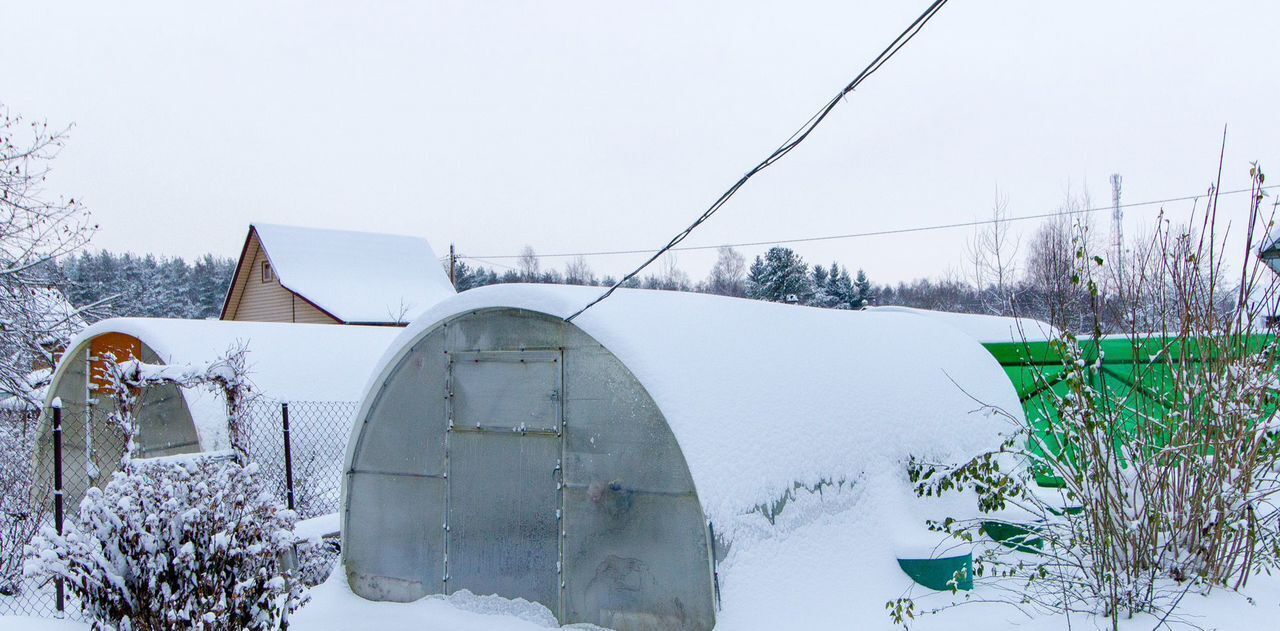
[
  {"x1": 897, "y1": 553, "x2": 973, "y2": 591},
  {"x1": 982, "y1": 520, "x2": 1043, "y2": 553},
  {"x1": 982, "y1": 334, "x2": 1278, "y2": 488}
]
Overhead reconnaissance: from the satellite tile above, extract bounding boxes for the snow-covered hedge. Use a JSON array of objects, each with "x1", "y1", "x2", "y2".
[{"x1": 25, "y1": 456, "x2": 306, "y2": 630}]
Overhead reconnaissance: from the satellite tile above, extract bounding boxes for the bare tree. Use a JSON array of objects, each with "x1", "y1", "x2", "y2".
[
  {"x1": 657, "y1": 253, "x2": 691, "y2": 291},
  {"x1": 1022, "y1": 187, "x2": 1096, "y2": 330},
  {"x1": 965, "y1": 188, "x2": 1018, "y2": 315},
  {"x1": 0, "y1": 105, "x2": 97, "y2": 406},
  {"x1": 564, "y1": 256, "x2": 595, "y2": 286},
  {"x1": 516, "y1": 245, "x2": 540, "y2": 282},
  {"x1": 706, "y1": 246, "x2": 747, "y2": 297}
]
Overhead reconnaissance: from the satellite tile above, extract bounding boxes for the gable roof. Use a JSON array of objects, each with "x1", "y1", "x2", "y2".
[{"x1": 221, "y1": 223, "x2": 457, "y2": 324}]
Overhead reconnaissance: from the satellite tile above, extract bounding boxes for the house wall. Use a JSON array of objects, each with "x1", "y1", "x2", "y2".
[{"x1": 224, "y1": 234, "x2": 340, "y2": 324}]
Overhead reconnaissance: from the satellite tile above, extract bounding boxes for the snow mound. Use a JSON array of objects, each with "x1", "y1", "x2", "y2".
[
  {"x1": 290, "y1": 572, "x2": 611, "y2": 631},
  {"x1": 425, "y1": 590, "x2": 559, "y2": 627},
  {"x1": 870, "y1": 305, "x2": 1059, "y2": 343}
]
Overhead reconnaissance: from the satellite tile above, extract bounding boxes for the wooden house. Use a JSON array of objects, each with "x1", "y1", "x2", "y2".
[{"x1": 220, "y1": 223, "x2": 456, "y2": 326}]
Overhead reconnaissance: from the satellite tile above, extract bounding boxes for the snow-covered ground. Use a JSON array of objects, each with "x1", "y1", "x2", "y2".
[
  {"x1": 7, "y1": 571, "x2": 1274, "y2": 631},
  {"x1": 8, "y1": 485, "x2": 1277, "y2": 631},
  {"x1": 281, "y1": 567, "x2": 1280, "y2": 631},
  {"x1": 6, "y1": 473, "x2": 1278, "y2": 630}
]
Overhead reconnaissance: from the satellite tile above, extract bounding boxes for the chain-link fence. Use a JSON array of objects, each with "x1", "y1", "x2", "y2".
[
  {"x1": 0, "y1": 398, "x2": 358, "y2": 620},
  {"x1": 242, "y1": 399, "x2": 358, "y2": 520},
  {"x1": 0, "y1": 402, "x2": 121, "y2": 622},
  {"x1": 0, "y1": 407, "x2": 49, "y2": 618}
]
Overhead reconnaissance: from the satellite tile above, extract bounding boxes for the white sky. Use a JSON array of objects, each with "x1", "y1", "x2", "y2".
[{"x1": 4, "y1": 1, "x2": 1278, "y2": 284}]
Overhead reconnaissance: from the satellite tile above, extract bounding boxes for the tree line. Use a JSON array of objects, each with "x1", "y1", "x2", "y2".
[
  {"x1": 60, "y1": 250, "x2": 236, "y2": 321},
  {"x1": 452, "y1": 245, "x2": 875, "y2": 310}
]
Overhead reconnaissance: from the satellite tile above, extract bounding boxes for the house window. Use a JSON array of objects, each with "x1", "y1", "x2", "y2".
[{"x1": 261, "y1": 261, "x2": 274, "y2": 283}]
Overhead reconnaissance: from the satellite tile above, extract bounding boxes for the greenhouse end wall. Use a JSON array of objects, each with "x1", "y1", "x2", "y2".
[
  {"x1": 344, "y1": 308, "x2": 716, "y2": 630},
  {"x1": 35, "y1": 337, "x2": 202, "y2": 510}
]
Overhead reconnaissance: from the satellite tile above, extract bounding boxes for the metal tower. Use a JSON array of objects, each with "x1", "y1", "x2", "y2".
[{"x1": 1111, "y1": 173, "x2": 1123, "y2": 277}]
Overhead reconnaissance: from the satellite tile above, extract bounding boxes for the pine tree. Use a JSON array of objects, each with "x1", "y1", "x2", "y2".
[
  {"x1": 451, "y1": 261, "x2": 499, "y2": 291},
  {"x1": 745, "y1": 247, "x2": 813, "y2": 303},
  {"x1": 822, "y1": 263, "x2": 856, "y2": 309},
  {"x1": 809, "y1": 264, "x2": 832, "y2": 307},
  {"x1": 853, "y1": 269, "x2": 872, "y2": 309}
]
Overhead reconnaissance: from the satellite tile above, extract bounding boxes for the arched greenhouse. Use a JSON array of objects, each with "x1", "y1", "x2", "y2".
[
  {"x1": 342, "y1": 285, "x2": 1022, "y2": 630},
  {"x1": 35, "y1": 318, "x2": 399, "y2": 508}
]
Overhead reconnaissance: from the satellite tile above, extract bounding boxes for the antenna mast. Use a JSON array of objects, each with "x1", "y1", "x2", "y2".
[{"x1": 1110, "y1": 173, "x2": 1123, "y2": 277}]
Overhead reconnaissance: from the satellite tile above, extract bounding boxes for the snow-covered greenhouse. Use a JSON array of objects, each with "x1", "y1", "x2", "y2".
[
  {"x1": 341, "y1": 284, "x2": 1024, "y2": 630},
  {"x1": 35, "y1": 317, "x2": 400, "y2": 508}
]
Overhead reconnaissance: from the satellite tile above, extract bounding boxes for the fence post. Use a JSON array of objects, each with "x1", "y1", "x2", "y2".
[
  {"x1": 52, "y1": 404, "x2": 65, "y2": 615},
  {"x1": 282, "y1": 402, "x2": 296, "y2": 512}
]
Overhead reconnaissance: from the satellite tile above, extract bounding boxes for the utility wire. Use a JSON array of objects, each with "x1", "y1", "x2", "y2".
[
  {"x1": 562, "y1": 0, "x2": 952, "y2": 322},
  {"x1": 459, "y1": 184, "x2": 1277, "y2": 261},
  {"x1": 463, "y1": 255, "x2": 518, "y2": 271}
]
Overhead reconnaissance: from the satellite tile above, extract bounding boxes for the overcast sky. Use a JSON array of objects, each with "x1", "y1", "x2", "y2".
[{"x1": 4, "y1": 1, "x2": 1278, "y2": 284}]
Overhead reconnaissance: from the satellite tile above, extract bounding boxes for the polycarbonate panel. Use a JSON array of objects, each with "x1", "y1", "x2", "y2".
[
  {"x1": 451, "y1": 351, "x2": 560, "y2": 432},
  {"x1": 444, "y1": 309, "x2": 566, "y2": 354},
  {"x1": 137, "y1": 383, "x2": 200, "y2": 457},
  {"x1": 562, "y1": 488, "x2": 713, "y2": 630},
  {"x1": 448, "y1": 431, "x2": 560, "y2": 609},
  {"x1": 345, "y1": 472, "x2": 445, "y2": 600},
  {"x1": 563, "y1": 346, "x2": 697, "y2": 495},
  {"x1": 354, "y1": 334, "x2": 448, "y2": 477}
]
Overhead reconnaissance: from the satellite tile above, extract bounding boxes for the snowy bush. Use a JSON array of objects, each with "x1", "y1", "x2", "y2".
[
  {"x1": 25, "y1": 456, "x2": 306, "y2": 630},
  {"x1": 294, "y1": 538, "x2": 339, "y2": 588},
  {"x1": 0, "y1": 412, "x2": 42, "y2": 595},
  {"x1": 894, "y1": 167, "x2": 1280, "y2": 626}
]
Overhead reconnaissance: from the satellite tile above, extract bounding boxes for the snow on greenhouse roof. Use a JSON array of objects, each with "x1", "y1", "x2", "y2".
[
  {"x1": 870, "y1": 305, "x2": 1059, "y2": 344},
  {"x1": 49, "y1": 318, "x2": 400, "y2": 450},
  {"x1": 359, "y1": 284, "x2": 1023, "y2": 525},
  {"x1": 251, "y1": 223, "x2": 456, "y2": 324},
  {"x1": 58, "y1": 317, "x2": 400, "y2": 402}
]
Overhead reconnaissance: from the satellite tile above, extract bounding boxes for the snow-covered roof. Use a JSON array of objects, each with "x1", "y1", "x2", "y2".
[
  {"x1": 870, "y1": 305, "x2": 1059, "y2": 344},
  {"x1": 355, "y1": 284, "x2": 1023, "y2": 525},
  {"x1": 48, "y1": 318, "x2": 401, "y2": 450},
  {"x1": 250, "y1": 223, "x2": 456, "y2": 324},
  {"x1": 57, "y1": 317, "x2": 400, "y2": 401}
]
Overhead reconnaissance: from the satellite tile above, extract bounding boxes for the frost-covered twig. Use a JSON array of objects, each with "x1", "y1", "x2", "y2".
[
  {"x1": 101, "y1": 342, "x2": 255, "y2": 467},
  {"x1": 895, "y1": 164, "x2": 1280, "y2": 628}
]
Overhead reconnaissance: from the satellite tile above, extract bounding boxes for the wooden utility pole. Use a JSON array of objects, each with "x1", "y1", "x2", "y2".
[{"x1": 449, "y1": 243, "x2": 457, "y2": 286}]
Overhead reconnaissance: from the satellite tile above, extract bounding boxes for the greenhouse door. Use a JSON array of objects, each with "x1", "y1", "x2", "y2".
[{"x1": 446, "y1": 350, "x2": 563, "y2": 613}]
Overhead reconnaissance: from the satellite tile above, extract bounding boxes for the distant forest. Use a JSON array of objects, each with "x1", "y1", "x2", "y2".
[
  {"x1": 52, "y1": 245, "x2": 986, "y2": 324},
  {"x1": 60, "y1": 250, "x2": 236, "y2": 321},
  {"x1": 58, "y1": 202, "x2": 1106, "y2": 330}
]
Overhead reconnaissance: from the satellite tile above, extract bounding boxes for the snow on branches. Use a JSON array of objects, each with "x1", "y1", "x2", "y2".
[
  {"x1": 24, "y1": 344, "x2": 310, "y2": 629},
  {"x1": 893, "y1": 166, "x2": 1280, "y2": 626},
  {"x1": 0, "y1": 104, "x2": 97, "y2": 408},
  {"x1": 24, "y1": 456, "x2": 306, "y2": 630},
  {"x1": 101, "y1": 342, "x2": 254, "y2": 466}
]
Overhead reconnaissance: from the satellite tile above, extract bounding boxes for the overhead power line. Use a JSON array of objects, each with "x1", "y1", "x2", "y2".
[
  {"x1": 562, "y1": 0, "x2": 952, "y2": 321},
  {"x1": 459, "y1": 184, "x2": 1277, "y2": 261}
]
